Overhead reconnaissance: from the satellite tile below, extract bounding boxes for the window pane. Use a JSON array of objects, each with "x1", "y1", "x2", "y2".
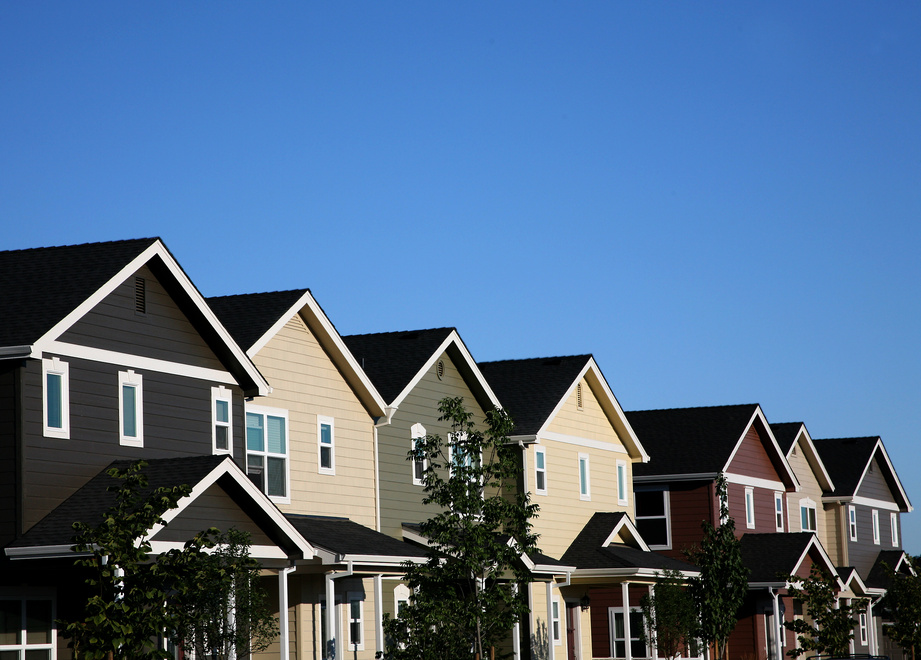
[
  {"x1": 535, "y1": 452, "x2": 545, "y2": 470},
  {"x1": 246, "y1": 413, "x2": 264, "y2": 452},
  {"x1": 618, "y1": 465, "x2": 626, "y2": 500},
  {"x1": 414, "y1": 458, "x2": 425, "y2": 481},
  {"x1": 320, "y1": 446, "x2": 332, "y2": 470},
  {"x1": 320, "y1": 423, "x2": 332, "y2": 445},
  {"x1": 0, "y1": 600, "x2": 21, "y2": 645},
  {"x1": 25, "y1": 600, "x2": 51, "y2": 645},
  {"x1": 637, "y1": 518, "x2": 668, "y2": 546},
  {"x1": 0, "y1": 652, "x2": 20, "y2": 660},
  {"x1": 26, "y1": 651, "x2": 52, "y2": 660},
  {"x1": 579, "y1": 460, "x2": 588, "y2": 494},
  {"x1": 122, "y1": 385, "x2": 137, "y2": 437},
  {"x1": 46, "y1": 373, "x2": 63, "y2": 428},
  {"x1": 350, "y1": 622, "x2": 361, "y2": 645},
  {"x1": 267, "y1": 416, "x2": 285, "y2": 454},
  {"x1": 215, "y1": 425, "x2": 228, "y2": 451},
  {"x1": 351, "y1": 600, "x2": 361, "y2": 618},
  {"x1": 635, "y1": 491, "x2": 665, "y2": 517},
  {"x1": 267, "y1": 457, "x2": 286, "y2": 498},
  {"x1": 215, "y1": 399, "x2": 229, "y2": 424},
  {"x1": 536, "y1": 471, "x2": 546, "y2": 491}
]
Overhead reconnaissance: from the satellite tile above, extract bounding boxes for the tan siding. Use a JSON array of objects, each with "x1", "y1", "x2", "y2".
[
  {"x1": 785, "y1": 440, "x2": 829, "y2": 545},
  {"x1": 252, "y1": 314, "x2": 378, "y2": 527}
]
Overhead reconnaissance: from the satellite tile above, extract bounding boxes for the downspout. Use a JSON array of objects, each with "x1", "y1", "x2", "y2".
[
  {"x1": 373, "y1": 425, "x2": 381, "y2": 532},
  {"x1": 278, "y1": 565, "x2": 296, "y2": 660},
  {"x1": 374, "y1": 574, "x2": 384, "y2": 657},
  {"x1": 548, "y1": 573, "x2": 571, "y2": 660},
  {"x1": 325, "y1": 561, "x2": 354, "y2": 660}
]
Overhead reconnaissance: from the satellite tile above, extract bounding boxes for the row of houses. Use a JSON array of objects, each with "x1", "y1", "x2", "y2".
[{"x1": 0, "y1": 237, "x2": 913, "y2": 660}]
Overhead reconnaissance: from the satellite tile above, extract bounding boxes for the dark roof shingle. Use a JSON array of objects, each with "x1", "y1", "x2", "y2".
[
  {"x1": 812, "y1": 437, "x2": 879, "y2": 497},
  {"x1": 208, "y1": 289, "x2": 309, "y2": 351},
  {"x1": 285, "y1": 514, "x2": 427, "y2": 559},
  {"x1": 739, "y1": 532, "x2": 816, "y2": 583}
]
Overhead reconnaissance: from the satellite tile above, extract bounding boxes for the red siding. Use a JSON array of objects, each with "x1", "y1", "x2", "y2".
[
  {"x1": 727, "y1": 424, "x2": 781, "y2": 482},
  {"x1": 588, "y1": 584, "x2": 649, "y2": 658},
  {"x1": 728, "y1": 482, "x2": 784, "y2": 535},
  {"x1": 662, "y1": 481, "x2": 714, "y2": 560}
]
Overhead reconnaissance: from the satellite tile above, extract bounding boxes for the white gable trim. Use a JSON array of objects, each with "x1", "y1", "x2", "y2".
[
  {"x1": 789, "y1": 535, "x2": 841, "y2": 590},
  {"x1": 725, "y1": 472, "x2": 786, "y2": 492},
  {"x1": 721, "y1": 406, "x2": 799, "y2": 491},
  {"x1": 149, "y1": 541, "x2": 289, "y2": 560},
  {"x1": 786, "y1": 425, "x2": 836, "y2": 493},
  {"x1": 540, "y1": 430, "x2": 628, "y2": 454},
  {"x1": 600, "y1": 515, "x2": 650, "y2": 552},
  {"x1": 852, "y1": 439, "x2": 913, "y2": 513}
]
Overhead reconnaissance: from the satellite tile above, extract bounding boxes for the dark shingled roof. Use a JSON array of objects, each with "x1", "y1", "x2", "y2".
[
  {"x1": 0, "y1": 238, "x2": 160, "y2": 348},
  {"x1": 343, "y1": 328, "x2": 455, "y2": 403},
  {"x1": 8, "y1": 455, "x2": 227, "y2": 549},
  {"x1": 812, "y1": 437, "x2": 879, "y2": 497},
  {"x1": 285, "y1": 515, "x2": 427, "y2": 559},
  {"x1": 771, "y1": 422, "x2": 804, "y2": 455},
  {"x1": 208, "y1": 289, "x2": 310, "y2": 351},
  {"x1": 739, "y1": 532, "x2": 817, "y2": 583},
  {"x1": 627, "y1": 404, "x2": 760, "y2": 478},
  {"x1": 866, "y1": 550, "x2": 909, "y2": 589},
  {"x1": 478, "y1": 356, "x2": 592, "y2": 436},
  {"x1": 560, "y1": 513, "x2": 699, "y2": 572}
]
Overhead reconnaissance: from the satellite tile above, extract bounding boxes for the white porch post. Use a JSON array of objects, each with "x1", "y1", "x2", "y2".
[
  {"x1": 647, "y1": 584, "x2": 657, "y2": 660},
  {"x1": 374, "y1": 574, "x2": 384, "y2": 656},
  {"x1": 547, "y1": 581, "x2": 555, "y2": 660},
  {"x1": 278, "y1": 566, "x2": 295, "y2": 660},
  {"x1": 512, "y1": 583, "x2": 521, "y2": 660},
  {"x1": 622, "y1": 581, "x2": 632, "y2": 660},
  {"x1": 867, "y1": 599, "x2": 877, "y2": 655},
  {"x1": 771, "y1": 588, "x2": 782, "y2": 660},
  {"x1": 325, "y1": 573, "x2": 337, "y2": 660}
]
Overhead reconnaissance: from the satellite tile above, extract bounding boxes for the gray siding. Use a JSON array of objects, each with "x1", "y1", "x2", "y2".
[
  {"x1": 152, "y1": 484, "x2": 272, "y2": 545},
  {"x1": 0, "y1": 361, "x2": 19, "y2": 546},
  {"x1": 20, "y1": 356, "x2": 246, "y2": 532},
  {"x1": 848, "y1": 504, "x2": 885, "y2": 576},
  {"x1": 856, "y1": 456, "x2": 898, "y2": 503},
  {"x1": 59, "y1": 265, "x2": 225, "y2": 371}
]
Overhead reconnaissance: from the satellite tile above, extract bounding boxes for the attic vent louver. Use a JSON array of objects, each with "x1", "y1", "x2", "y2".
[
  {"x1": 576, "y1": 383, "x2": 584, "y2": 410},
  {"x1": 135, "y1": 277, "x2": 146, "y2": 314},
  {"x1": 436, "y1": 360, "x2": 445, "y2": 380}
]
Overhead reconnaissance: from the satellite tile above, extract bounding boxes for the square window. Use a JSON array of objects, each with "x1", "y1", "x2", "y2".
[
  {"x1": 118, "y1": 371, "x2": 143, "y2": 447},
  {"x1": 42, "y1": 358, "x2": 69, "y2": 439},
  {"x1": 318, "y1": 416, "x2": 335, "y2": 475},
  {"x1": 800, "y1": 499, "x2": 817, "y2": 532},
  {"x1": 246, "y1": 406, "x2": 289, "y2": 501}
]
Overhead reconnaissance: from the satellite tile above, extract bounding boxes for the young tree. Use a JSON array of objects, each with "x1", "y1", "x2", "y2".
[
  {"x1": 783, "y1": 564, "x2": 865, "y2": 658},
  {"x1": 685, "y1": 473, "x2": 749, "y2": 660},
  {"x1": 383, "y1": 397, "x2": 539, "y2": 660},
  {"x1": 640, "y1": 569, "x2": 698, "y2": 660},
  {"x1": 881, "y1": 558, "x2": 921, "y2": 660}
]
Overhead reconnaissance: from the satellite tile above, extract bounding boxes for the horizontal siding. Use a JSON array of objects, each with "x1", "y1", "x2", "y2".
[
  {"x1": 728, "y1": 482, "x2": 783, "y2": 535},
  {"x1": 0, "y1": 362, "x2": 18, "y2": 545},
  {"x1": 786, "y1": 443, "x2": 828, "y2": 543},
  {"x1": 659, "y1": 480, "x2": 713, "y2": 560},
  {"x1": 728, "y1": 425, "x2": 780, "y2": 482},
  {"x1": 253, "y1": 315, "x2": 377, "y2": 527},
  {"x1": 856, "y1": 456, "x2": 898, "y2": 504},
  {"x1": 59, "y1": 265, "x2": 225, "y2": 370},
  {"x1": 152, "y1": 484, "x2": 272, "y2": 544}
]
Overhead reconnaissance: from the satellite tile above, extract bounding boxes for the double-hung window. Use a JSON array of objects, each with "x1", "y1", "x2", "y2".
[
  {"x1": 534, "y1": 447, "x2": 547, "y2": 495},
  {"x1": 346, "y1": 592, "x2": 364, "y2": 651},
  {"x1": 0, "y1": 592, "x2": 55, "y2": 659},
  {"x1": 849, "y1": 505, "x2": 858, "y2": 541},
  {"x1": 744, "y1": 487, "x2": 755, "y2": 529},
  {"x1": 551, "y1": 598, "x2": 561, "y2": 646},
  {"x1": 211, "y1": 386, "x2": 232, "y2": 455},
  {"x1": 118, "y1": 370, "x2": 143, "y2": 447},
  {"x1": 578, "y1": 453, "x2": 590, "y2": 501},
  {"x1": 610, "y1": 608, "x2": 647, "y2": 659},
  {"x1": 616, "y1": 460, "x2": 628, "y2": 506},
  {"x1": 891, "y1": 512, "x2": 899, "y2": 547},
  {"x1": 800, "y1": 498, "x2": 817, "y2": 532},
  {"x1": 774, "y1": 492, "x2": 785, "y2": 531},
  {"x1": 42, "y1": 358, "x2": 69, "y2": 439},
  {"x1": 246, "y1": 406, "x2": 289, "y2": 501},
  {"x1": 411, "y1": 423, "x2": 426, "y2": 486},
  {"x1": 318, "y1": 416, "x2": 335, "y2": 475},
  {"x1": 859, "y1": 612, "x2": 868, "y2": 646},
  {"x1": 635, "y1": 488, "x2": 670, "y2": 549},
  {"x1": 872, "y1": 509, "x2": 880, "y2": 545}
]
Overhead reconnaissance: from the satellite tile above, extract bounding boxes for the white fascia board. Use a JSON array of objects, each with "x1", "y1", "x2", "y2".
[
  {"x1": 721, "y1": 406, "x2": 799, "y2": 490},
  {"x1": 337, "y1": 555, "x2": 427, "y2": 566},
  {"x1": 31, "y1": 241, "x2": 269, "y2": 396},
  {"x1": 5, "y1": 544, "x2": 93, "y2": 560},
  {"x1": 724, "y1": 472, "x2": 787, "y2": 492},
  {"x1": 790, "y1": 535, "x2": 839, "y2": 585},
  {"x1": 601, "y1": 516, "x2": 651, "y2": 552},
  {"x1": 390, "y1": 330, "x2": 501, "y2": 410},
  {"x1": 149, "y1": 541, "x2": 288, "y2": 560},
  {"x1": 533, "y1": 563, "x2": 577, "y2": 576},
  {"x1": 508, "y1": 434, "x2": 539, "y2": 445},
  {"x1": 149, "y1": 457, "x2": 314, "y2": 559},
  {"x1": 401, "y1": 526, "x2": 431, "y2": 547},
  {"x1": 856, "y1": 440, "x2": 913, "y2": 513},
  {"x1": 749, "y1": 581, "x2": 789, "y2": 589},
  {"x1": 572, "y1": 567, "x2": 700, "y2": 580},
  {"x1": 540, "y1": 430, "x2": 628, "y2": 454},
  {"x1": 821, "y1": 495, "x2": 901, "y2": 512},
  {"x1": 247, "y1": 291, "x2": 388, "y2": 418},
  {"x1": 633, "y1": 472, "x2": 717, "y2": 483},
  {"x1": 794, "y1": 427, "x2": 836, "y2": 493}
]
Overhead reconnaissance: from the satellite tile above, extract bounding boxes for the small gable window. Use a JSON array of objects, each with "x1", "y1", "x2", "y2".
[
  {"x1": 744, "y1": 487, "x2": 755, "y2": 529},
  {"x1": 891, "y1": 512, "x2": 899, "y2": 547},
  {"x1": 211, "y1": 386, "x2": 232, "y2": 455},
  {"x1": 411, "y1": 423, "x2": 426, "y2": 486},
  {"x1": 534, "y1": 447, "x2": 547, "y2": 495},
  {"x1": 578, "y1": 453, "x2": 590, "y2": 501},
  {"x1": 42, "y1": 357, "x2": 69, "y2": 439},
  {"x1": 849, "y1": 505, "x2": 858, "y2": 541},
  {"x1": 616, "y1": 460, "x2": 628, "y2": 506},
  {"x1": 774, "y1": 492, "x2": 784, "y2": 532},
  {"x1": 118, "y1": 370, "x2": 143, "y2": 447},
  {"x1": 318, "y1": 415, "x2": 335, "y2": 475},
  {"x1": 872, "y1": 509, "x2": 880, "y2": 545}
]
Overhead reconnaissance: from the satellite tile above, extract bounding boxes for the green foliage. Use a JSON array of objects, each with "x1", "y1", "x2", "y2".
[
  {"x1": 640, "y1": 570, "x2": 698, "y2": 660},
  {"x1": 783, "y1": 564, "x2": 865, "y2": 658},
  {"x1": 383, "y1": 397, "x2": 539, "y2": 660},
  {"x1": 63, "y1": 460, "x2": 191, "y2": 660},
  {"x1": 685, "y1": 473, "x2": 749, "y2": 660},
  {"x1": 882, "y1": 558, "x2": 921, "y2": 660}
]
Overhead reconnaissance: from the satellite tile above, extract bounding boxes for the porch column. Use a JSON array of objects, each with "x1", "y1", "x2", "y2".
[
  {"x1": 771, "y1": 588, "x2": 782, "y2": 660},
  {"x1": 374, "y1": 574, "x2": 384, "y2": 656},
  {"x1": 622, "y1": 581, "x2": 632, "y2": 660},
  {"x1": 546, "y1": 581, "x2": 555, "y2": 660},
  {"x1": 867, "y1": 599, "x2": 877, "y2": 655},
  {"x1": 512, "y1": 583, "x2": 521, "y2": 660},
  {"x1": 325, "y1": 573, "x2": 337, "y2": 660},
  {"x1": 279, "y1": 566, "x2": 295, "y2": 660},
  {"x1": 647, "y1": 584, "x2": 656, "y2": 660}
]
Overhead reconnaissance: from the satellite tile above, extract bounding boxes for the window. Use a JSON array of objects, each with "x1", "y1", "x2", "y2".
[
  {"x1": 118, "y1": 370, "x2": 143, "y2": 446},
  {"x1": 246, "y1": 406, "x2": 289, "y2": 500},
  {"x1": 578, "y1": 453, "x2": 590, "y2": 501},
  {"x1": 859, "y1": 612, "x2": 868, "y2": 646},
  {"x1": 211, "y1": 386, "x2": 232, "y2": 455},
  {"x1": 42, "y1": 358, "x2": 69, "y2": 439},
  {"x1": 551, "y1": 598, "x2": 561, "y2": 646},
  {"x1": 346, "y1": 592, "x2": 363, "y2": 650},
  {"x1": 775, "y1": 492, "x2": 785, "y2": 532},
  {"x1": 534, "y1": 447, "x2": 547, "y2": 495},
  {"x1": 610, "y1": 609, "x2": 647, "y2": 659},
  {"x1": 800, "y1": 499, "x2": 817, "y2": 532},
  {"x1": 849, "y1": 505, "x2": 858, "y2": 541},
  {"x1": 617, "y1": 460, "x2": 628, "y2": 506},
  {"x1": 745, "y1": 487, "x2": 755, "y2": 529},
  {"x1": 891, "y1": 512, "x2": 899, "y2": 547},
  {"x1": 411, "y1": 423, "x2": 426, "y2": 486},
  {"x1": 872, "y1": 509, "x2": 880, "y2": 545},
  {"x1": 635, "y1": 489, "x2": 670, "y2": 549},
  {"x1": 318, "y1": 415, "x2": 335, "y2": 475},
  {"x1": 0, "y1": 595, "x2": 55, "y2": 659}
]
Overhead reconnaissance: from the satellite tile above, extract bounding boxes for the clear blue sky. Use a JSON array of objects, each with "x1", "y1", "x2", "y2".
[{"x1": 3, "y1": 3, "x2": 920, "y2": 551}]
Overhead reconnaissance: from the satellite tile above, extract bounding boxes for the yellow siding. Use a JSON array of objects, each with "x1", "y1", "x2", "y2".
[
  {"x1": 253, "y1": 314, "x2": 378, "y2": 527},
  {"x1": 785, "y1": 441, "x2": 829, "y2": 547},
  {"x1": 531, "y1": 378, "x2": 633, "y2": 559}
]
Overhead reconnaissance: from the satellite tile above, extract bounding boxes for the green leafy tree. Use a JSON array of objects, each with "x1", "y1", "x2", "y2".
[
  {"x1": 640, "y1": 569, "x2": 699, "y2": 660},
  {"x1": 383, "y1": 397, "x2": 539, "y2": 660},
  {"x1": 63, "y1": 460, "x2": 192, "y2": 660},
  {"x1": 685, "y1": 473, "x2": 749, "y2": 660},
  {"x1": 783, "y1": 564, "x2": 865, "y2": 658},
  {"x1": 881, "y1": 558, "x2": 921, "y2": 660}
]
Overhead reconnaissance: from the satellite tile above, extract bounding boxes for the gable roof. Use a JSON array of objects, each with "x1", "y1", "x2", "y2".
[
  {"x1": 559, "y1": 512, "x2": 699, "y2": 576},
  {"x1": 6, "y1": 455, "x2": 313, "y2": 561},
  {"x1": 865, "y1": 550, "x2": 913, "y2": 590},
  {"x1": 740, "y1": 532, "x2": 839, "y2": 587},
  {"x1": 813, "y1": 436, "x2": 912, "y2": 511},
  {"x1": 286, "y1": 514, "x2": 427, "y2": 567},
  {"x1": 479, "y1": 355, "x2": 648, "y2": 461},
  {"x1": 343, "y1": 328, "x2": 501, "y2": 412},
  {"x1": 772, "y1": 422, "x2": 835, "y2": 493},
  {"x1": 208, "y1": 289, "x2": 387, "y2": 419},
  {"x1": 627, "y1": 404, "x2": 796, "y2": 487},
  {"x1": 0, "y1": 238, "x2": 268, "y2": 396}
]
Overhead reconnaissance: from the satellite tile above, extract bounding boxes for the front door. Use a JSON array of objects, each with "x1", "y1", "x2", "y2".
[{"x1": 566, "y1": 602, "x2": 579, "y2": 660}]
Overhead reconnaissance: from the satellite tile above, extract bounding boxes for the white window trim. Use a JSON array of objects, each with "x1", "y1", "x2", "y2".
[
  {"x1": 411, "y1": 423, "x2": 426, "y2": 486},
  {"x1": 0, "y1": 589, "x2": 56, "y2": 658},
  {"x1": 609, "y1": 606, "x2": 647, "y2": 659},
  {"x1": 551, "y1": 597, "x2": 562, "y2": 646},
  {"x1": 634, "y1": 487, "x2": 672, "y2": 550},
  {"x1": 211, "y1": 386, "x2": 233, "y2": 456},
  {"x1": 318, "y1": 415, "x2": 335, "y2": 475},
  {"x1": 616, "y1": 459, "x2": 628, "y2": 506},
  {"x1": 799, "y1": 498, "x2": 818, "y2": 532},
  {"x1": 849, "y1": 505, "x2": 858, "y2": 541},
  {"x1": 346, "y1": 591, "x2": 364, "y2": 651},
  {"x1": 394, "y1": 584, "x2": 410, "y2": 617},
  {"x1": 859, "y1": 611, "x2": 868, "y2": 646},
  {"x1": 578, "y1": 453, "x2": 591, "y2": 501},
  {"x1": 774, "y1": 492, "x2": 785, "y2": 532},
  {"x1": 872, "y1": 509, "x2": 880, "y2": 545},
  {"x1": 42, "y1": 357, "x2": 70, "y2": 439},
  {"x1": 745, "y1": 486, "x2": 755, "y2": 529},
  {"x1": 891, "y1": 512, "x2": 899, "y2": 547},
  {"x1": 245, "y1": 404, "x2": 291, "y2": 504},
  {"x1": 118, "y1": 370, "x2": 143, "y2": 447},
  {"x1": 534, "y1": 447, "x2": 548, "y2": 496}
]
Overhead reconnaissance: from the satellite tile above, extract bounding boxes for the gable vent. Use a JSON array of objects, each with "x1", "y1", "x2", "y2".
[
  {"x1": 436, "y1": 360, "x2": 445, "y2": 380},
  {"x1": 135, "y1": 277, "x2": 146, "y2": 314},
  {"x1": 576, "y1": 383, "x2": 584, "y2": 410}
]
